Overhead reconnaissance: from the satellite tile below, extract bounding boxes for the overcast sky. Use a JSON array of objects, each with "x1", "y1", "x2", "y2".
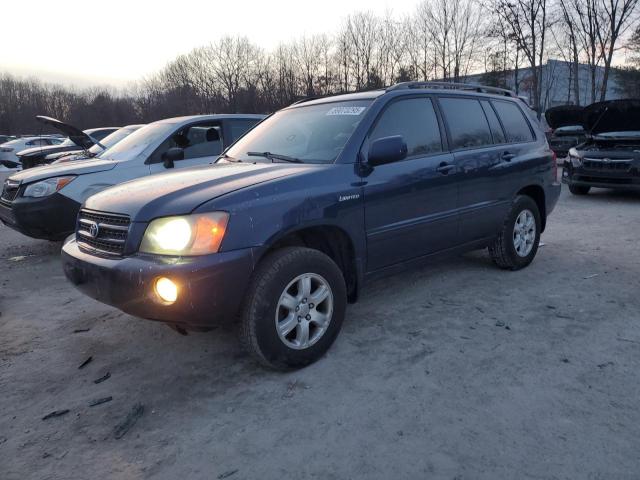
[{"x1": 1, "y1": 0, "x2": 415, "y2": 88}]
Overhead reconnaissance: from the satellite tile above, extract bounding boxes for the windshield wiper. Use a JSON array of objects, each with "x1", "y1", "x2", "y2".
[{"x1": 247, "y1": 151, "x2": 303, "y2": 163}]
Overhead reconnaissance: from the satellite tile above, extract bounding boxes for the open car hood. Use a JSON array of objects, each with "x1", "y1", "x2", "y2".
[
  {"x1": 545, "y1": 105, "x2": 584, "y2": 129},
  {"x1": 36, "y1": 116, "x2": 95, "y2": 149},
  {"x1": 8, "y1": 159, "x2": 117, "y2": 184},
  {"x1": 584, "y1": 99, "x2": 640, "y2": 135}
]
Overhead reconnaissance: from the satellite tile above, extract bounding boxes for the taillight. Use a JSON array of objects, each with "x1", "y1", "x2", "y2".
[{"x1": 551, "y1": 150, "x2": 558, "y2": 182}]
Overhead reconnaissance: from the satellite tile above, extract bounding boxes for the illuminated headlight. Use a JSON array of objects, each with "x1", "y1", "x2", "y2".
[
  {"x1": 23, "y1": 176, "x2": 76, "y2": 198},
  {"x1": 139, "y1": 212, "x2": 229, "y2": 256},
  {"x1": 568, "y1": 148, "x2": 582, "y2": 167}
]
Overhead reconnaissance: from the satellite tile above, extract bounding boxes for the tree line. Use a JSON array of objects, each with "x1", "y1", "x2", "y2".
[{"x1": 1, "y1": 0, "x2": 639, "y2": 134}]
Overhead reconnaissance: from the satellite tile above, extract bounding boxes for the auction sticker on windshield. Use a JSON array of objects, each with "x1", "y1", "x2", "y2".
[{"x1": 326, "y1": 106, "x2": 367, "y2": 116}]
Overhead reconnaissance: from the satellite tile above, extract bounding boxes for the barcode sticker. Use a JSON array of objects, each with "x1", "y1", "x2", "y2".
[{"x1": 326, "y1": 107, "x2": 367, "y2": 116}]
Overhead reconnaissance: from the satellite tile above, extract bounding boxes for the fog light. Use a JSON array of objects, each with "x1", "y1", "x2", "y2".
[{"x1": 155, "y1": 277, "x2": 178, "y2": 304}]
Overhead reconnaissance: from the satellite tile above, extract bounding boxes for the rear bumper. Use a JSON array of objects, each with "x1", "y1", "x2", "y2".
[
  {"x1": 62, "y1": 238, "x2": 257, "y2": 328},
  {"x1": 0, "y1": 193, "x2": 80, "y2": 240},
  {"x1": 546, "y1": 182, "x2": 562, "y2": 216}
]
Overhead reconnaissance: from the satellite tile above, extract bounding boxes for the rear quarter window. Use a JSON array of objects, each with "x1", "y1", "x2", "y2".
[
  {"x1": 439, "y1": 97, "x2": 493, "y2": 150},
  {"x1": 229, "y1": 119, "x2": 259, "y2": 142},
  {"x1": 492, "y1": 100, "x2": 534, "y2": 143}
]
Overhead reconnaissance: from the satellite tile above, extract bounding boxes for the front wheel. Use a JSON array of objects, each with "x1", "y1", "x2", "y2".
[
  {"x1": 569, "y1": 184, "x2": 590, "y2": 195},
  {"x1": 489, "y1": 195, "x2": 541, "y2": 270},
  {"x1": 239, "y1": 247, "x2": 347, "y2": 370}
]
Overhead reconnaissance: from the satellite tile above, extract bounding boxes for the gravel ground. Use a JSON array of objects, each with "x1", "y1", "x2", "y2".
[{"x1": 1, "y1": 173, "x2": 639, "y2": 480}]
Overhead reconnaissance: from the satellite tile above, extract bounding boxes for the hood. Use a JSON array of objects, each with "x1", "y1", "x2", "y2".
[
  {"x1": 36, "y1": 116, "x2": 95, "y2": 149},
  {"x1": 84, "y1": 162, "x2": 317, "y2": 221},
  {"x1": 584, "y1": 99, "x2": 640, "y2": 134},
  {"x1": 17, "y1": 144, "x2": 81, "y2": 159},
  {"x1": 8, "y1": 159, "x2": 117, "y2": 184},
  {"x1": 545, "y1": 105, "x2": 584, "y2": 129}
]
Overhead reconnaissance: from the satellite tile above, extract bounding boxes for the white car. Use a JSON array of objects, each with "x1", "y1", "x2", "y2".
[
  {"x1": 0, "y1": 114, "x2": 264, "y2": 240},
  {"x1": 0, "y1": 136, "x2": 64, "y2": 170}
]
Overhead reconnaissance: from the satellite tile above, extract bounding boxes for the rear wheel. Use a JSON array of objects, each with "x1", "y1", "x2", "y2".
[
  {"x1": 240, "y1": 247, "x2": 347, "y2": 370},
  {"x1": 489, "y1": 195, "x2": 541, "y2": 270},
  {"x1": 569, "y1": 184, "x2": 590, "y2": 195}
]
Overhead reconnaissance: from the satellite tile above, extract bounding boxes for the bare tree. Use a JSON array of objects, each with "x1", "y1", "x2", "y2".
[
  {"x1": 490, "y1": 0, "x2": 551, "y2": 116},
  {"x1": 405, "y1": 11, "x2": 433, "y2": 81},
  {"x1": 557, "y1": 0, "x2": 582, "y2": 104},
  {"x1": 418, "y1": 0, "x2": 484, "y2": 81},
  {"x1": 596, "y1": 0, "x2": 640, "y2": 100}
]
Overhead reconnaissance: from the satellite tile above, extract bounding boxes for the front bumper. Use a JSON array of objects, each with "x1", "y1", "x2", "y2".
[
  {"x1": 0, "y1": 193, "x2": 80, "y2": 240},
  {"x1": 62, "y1": 238, "x2": 257, "y2": 328},
  {"x1": 562, "y1": 165, "x2": 640, "y2": 190}
]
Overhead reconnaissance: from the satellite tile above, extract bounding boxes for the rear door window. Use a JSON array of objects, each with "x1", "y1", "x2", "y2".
[
  {"x1": 439, "y1": 97, "x2": 493, "y2": 150},
  {"x1": 480, "y1": 100, "x2": 506, "y2": 144},
  {"x1": 370, "y1": 97, "x2": 442, "y2": 157},
  {"x1": 492, "y1": 100, "x2": 534, "y2": 143}
]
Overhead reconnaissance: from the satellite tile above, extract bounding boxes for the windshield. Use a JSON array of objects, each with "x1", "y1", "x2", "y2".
[
  {"x1": 225, "y1": 100, "x2": 373, "y2": 163},
  {"x1": 100, "y1": 123, "x2": 174, "y2": 162},
  {"x1": 59, "y1": 138, "x2": 76, "y2": 147},
  {"x1": 90, "y1": 127, "x2": 139, "y2": 156}
]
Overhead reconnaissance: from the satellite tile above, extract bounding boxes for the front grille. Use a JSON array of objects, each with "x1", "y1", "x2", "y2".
[
  {"x1": 583, "y1": 158, "x2": 632, "y2": 172},
  {"x1": 76, "y1": 209, "x2": 130, "y2": 257},
  {"x1": 0, "y1": 180, "x2": 20, "y2": 206}
]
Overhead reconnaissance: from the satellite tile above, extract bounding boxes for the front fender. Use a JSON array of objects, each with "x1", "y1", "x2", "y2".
[{"x1": 196, "y1": 164, "x2": 366, "y2": 256}]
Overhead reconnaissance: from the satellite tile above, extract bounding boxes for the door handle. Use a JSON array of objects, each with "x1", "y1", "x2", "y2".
[
  {"x1": 501, "y1": 152, "x2": 516, "y2": 162},
  {"x1": 436, "y1": 162, "x2": 456, "y2": 174}
]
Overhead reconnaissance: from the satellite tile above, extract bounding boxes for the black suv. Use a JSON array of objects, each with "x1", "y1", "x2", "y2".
[
  {"x1": 563, "y1": 99, "x2": 640, "y2": 195},
  {"x1": 62, "y1": 82, "x2": 561, "y2": 369}
]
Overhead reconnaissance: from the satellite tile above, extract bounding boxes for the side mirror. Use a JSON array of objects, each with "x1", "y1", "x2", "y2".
[
  {"x1": 368, "y1": 135, "x2": 408, "y2": 166},
  {"x1": 162, "y1": 147, "x2": 184, "y2": 169}
]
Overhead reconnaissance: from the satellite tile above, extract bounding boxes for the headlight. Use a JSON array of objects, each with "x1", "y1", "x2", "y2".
[
  {"x1": 139, "y1": 212, "x2": 229, "y2": 256},
  {"x1": 23, "y1": 176, "x2": 76, "y2": 198},
  {"x1": 568, "y1": 148, "x2": 582, "y2": 167}
]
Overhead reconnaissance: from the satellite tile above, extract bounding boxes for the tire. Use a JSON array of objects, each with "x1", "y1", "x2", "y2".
[
  {"x1": 240, "y1": 247, "x2": 347, "y2": 370},
  {"x1": 569, "y1": 184, "x2": 590, "y2": 195},
  {"x1": 489, "y1": 195, "x2": 541, "y2": 271}
]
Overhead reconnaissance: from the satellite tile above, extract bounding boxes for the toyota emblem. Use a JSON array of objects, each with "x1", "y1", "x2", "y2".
[{"x1": 89, "y1": 222, "x2": 99, "y2": 238}]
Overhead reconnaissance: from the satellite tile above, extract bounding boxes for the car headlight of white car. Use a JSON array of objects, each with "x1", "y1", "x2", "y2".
[
  {"x1": 567, "y1": 148, "x2": 582, "y2": 167},
  {"x1": 139, "y1": 212, "x2": 230, "y2": 256},
  {"x1": 23, "y1": 176, "x2": 76, "y2": 198}
]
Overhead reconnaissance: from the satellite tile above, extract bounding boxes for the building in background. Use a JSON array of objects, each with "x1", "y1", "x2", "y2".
[{"x1": 466, "y1": 59, "x2": 624, "y2": 111}]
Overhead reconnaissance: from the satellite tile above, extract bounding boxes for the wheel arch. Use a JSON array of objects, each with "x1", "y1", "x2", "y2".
[
  {"x1": 517, "y1": 184, "x2": 547, "y2": 232},
  {"x1": 257, "y1": 224, "x2": 361, "y2": 303}
]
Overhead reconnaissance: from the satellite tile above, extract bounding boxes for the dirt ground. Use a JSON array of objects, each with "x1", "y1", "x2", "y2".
[{"x1": 1, "y1": 171, "x2": 639, "y2": 480}]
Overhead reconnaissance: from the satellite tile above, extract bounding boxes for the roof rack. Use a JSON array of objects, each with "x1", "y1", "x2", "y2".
[
  {"x1": 386, "y1": 81, "x2": 517, "y2": 98},
  {"x1": 291, "y1": 96, "x2": 321, "y2": 105}
]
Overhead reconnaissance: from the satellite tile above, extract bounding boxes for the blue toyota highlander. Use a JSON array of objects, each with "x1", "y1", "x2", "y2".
[{"x1": 62, "y1": 82, "x2": 561, "y2": 369}]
